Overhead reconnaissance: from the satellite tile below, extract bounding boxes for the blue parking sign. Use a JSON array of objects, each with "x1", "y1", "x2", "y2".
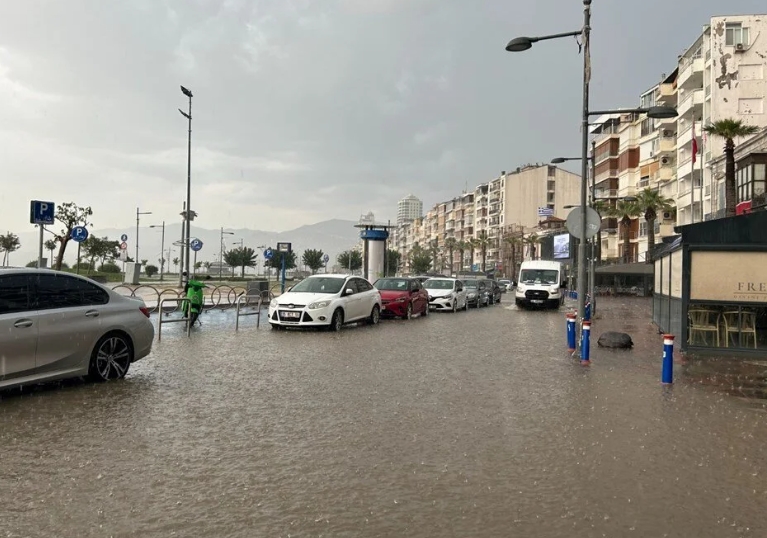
[
  {"x1": 30, "y1": 200, "x2": 55, "y2": 225},
  {"x1": 190, "y1": 238, "x2": 203, "y2": 251},
  {"x1": 70, "y1": 226, "x2": 89, "y2": 243},
  {"x1": 264, "y1": 248, "x2": 273, "y2": 260}
]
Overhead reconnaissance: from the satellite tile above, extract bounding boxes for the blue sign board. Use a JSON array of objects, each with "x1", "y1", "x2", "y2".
[
  {"x1": 30, "y1": 200, "x2": 55, "y2": 225},
  {"x1": 70, "y1": 226, "x2": 89, "y2": 243},
  {"x1": 263, "y1": 248, "x2": 273, "y2": 260},
  {"x1": 120, "y1": 234, "x2": 128, "y2": 242},
  {"x1": 323, "y1": 253, "x2": 330, "y2": 263},
  {"x1": 190, "y1": 238, "x2": 203, "y2": 251}
]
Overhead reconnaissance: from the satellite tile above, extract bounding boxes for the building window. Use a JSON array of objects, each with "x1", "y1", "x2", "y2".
[
  {"x1": 725, "y1": 23, "x2": 749, "y2": 46},
  {"x1": 548, "y1": 165, "x2": 556, "y2": 177}
]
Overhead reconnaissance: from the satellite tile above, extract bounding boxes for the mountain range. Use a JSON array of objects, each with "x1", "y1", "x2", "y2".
[{"x1": 8, "y1": 219, "x2": 361, "y2": 269}]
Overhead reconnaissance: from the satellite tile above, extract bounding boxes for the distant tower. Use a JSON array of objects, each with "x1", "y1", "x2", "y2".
[{"x1": 397, "y1": 194, "x2": 423, "y2": 225}]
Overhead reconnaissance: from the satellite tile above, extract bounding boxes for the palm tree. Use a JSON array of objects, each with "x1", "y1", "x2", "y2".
[
  {"x1": 591, "y1": 199, "x2": 609, "y2": 263},
  {"x1": 703, "y1": 119, "x2": 760, "y2": 217},
  {"x1": 44, "y1": 238, "x2": 58, "y2": 265},
  {"x1": 473, "y1": 231, "x2": 491, "y2": 272},
  {"x1": 503, "y1": 234, "x2": 523, "y2": 278},
  {"x1": 607, "y1": 199, "x2": 642, "y2": 263},
  {"x1": 444, "y1": 237, "x2": 457, "y2": 274},
  {"x1": 523, "y1": 234, "x2": 540, "y2": 261},
  {"x1": 468, "y1": 240, "x2": 476, "y2": 270},
  {"x1": 456, "y1": 240, "x2": 467, "y2": 272},
  {"x1": 0, "y1": 232, "x2": 21, "y2": 266},
  {"x1": 635, "y1": 188, "x2": 674, "y2": 261}
]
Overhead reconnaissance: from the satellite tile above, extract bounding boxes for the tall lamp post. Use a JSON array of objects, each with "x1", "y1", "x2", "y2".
[
  {"x1": 506, "y1": 2, "x2": 678, "y2": 342},
  {"x1": 136, "y1": 208, "x2": 152, "y2": 263},
  {"x1": 150, "y1": 221, "x2": 165, "y2": 281},
  {"x1": 219, "y1": 228, "x2": 234, "y2": 280},
  {"x1": 179, "y1": 85, "x2": 193, "y2": 288}
]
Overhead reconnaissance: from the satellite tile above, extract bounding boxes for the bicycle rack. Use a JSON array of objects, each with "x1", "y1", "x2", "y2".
[
  {"x1": 235, "y1": 294, "x2": 263, "y2": 331},
  {"x1": 157, "y1": 297, "x2": 192, "y2": 340}
]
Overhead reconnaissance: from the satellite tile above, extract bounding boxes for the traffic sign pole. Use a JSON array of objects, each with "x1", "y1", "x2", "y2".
[{"x1": 38, "y1": 224, "x2": 44, "y2": 269}]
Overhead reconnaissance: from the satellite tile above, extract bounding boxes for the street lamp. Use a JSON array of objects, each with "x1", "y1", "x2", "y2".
[
  {"x1": 150, "y1": 222, "x2": 165, "y2": 281},
  {"x1": 179, "y1": 85, "x2": 193, "y2": 288},
  {"x1": 507, "y1": 0, "x2": 678, "y2": 342},
  {"x1": 219, "y1": 228, "x2": 234, "y2": 280},
  {"x1": 136, "y1": 208, "x2": 152, "y2": 263}
]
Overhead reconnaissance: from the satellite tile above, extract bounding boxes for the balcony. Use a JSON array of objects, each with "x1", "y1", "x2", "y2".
[
  {"x1": 677, "y1": 88, "x2": 703, "y2": 118},
  {"x1": 655, "y1": 114, "x2": 676, "y2": 130},
  {"x1": 619, "y1": 185, "x2": 637, "y2": 198},
  {"x1": 677, "y1": 158, "x2": 694, "y2": 179},
  {"x1": 659, "y1": 166, "x2": 674, "y2": 182},
  {"x1": 595, "y1": 168, "x2": 620, "y2": 183},
  {"x1": 656, "y1": 82, "x2": 677, "y2": 104},
  {"x1": 658, "y1": 137, "x2": 676, "y2": 154},
  {"x1": 595, "y1": 188, "x2": 619, "y2": 199},
  {"x1": 678, "y1": 56, "x2": 704, "y2": 89},
  {"x1": 659, "y1": 223, "x2": 676, "y2": 237}
]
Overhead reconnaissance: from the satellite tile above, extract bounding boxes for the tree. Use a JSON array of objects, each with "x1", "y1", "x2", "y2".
[
  {"x1": 145, "y1": 264, "x2": 159, "y2": 278},
  {"x1": 409, "y1": 244, "x2": 432, "y2": 274},
  {"x1": 172, "y1": 257, "x2": 179, "y2": 272},
  {"x1": 635, "y1": 188, "x2": 674, "y2": 261},
  {"x1": 203, "y1": 261, "x2": 211, "y2": 270},
  {"x1": 98, "y1": 262, "x2": 121, "y2": 273},
  {"x1": 302, "y1": 249, "x2": 325, "y2": 274},
  {"x1": 0, "y1": 232, "x2": 21, "y2": 266},
  {"x1": 444, "y1": 237, "x2": 457, "y2": 274},
  {"x1": 44, "y1": 238, "x2": 58, "y2": 264},
  {"x1": 386, "y1": 249, "x2": 401, "y2": 275},
  {"x1": 703, "y1": 119, "x2": 760, "y2": 217},
  {"x1": 456, "y1": 241, "x2": 468, "y2": 271},
  {"x1": 523, "y1": 234, "x2": 541, "y2": 261},
  {"x1": 473, "y1": 231, "x2": 491, "y2": 272},
  {"x1": 592, "y1": 199, "x2": 609, "y2": 263},
  {"x1": 82, "y1": 236, "x2": 119, "y2": 274},
  {"x1": 428, "y1": 240, "x2": 440, "y2": 273},
  {"x1": 336, "y1": 250, "x2": 362, "y2": 272},
  {"x1": 194, "y1": 261, "x2": 202, "y2": 270},
  {"x1": 141, "y1": 259, "x2": 148, "y2": 267},
  {"x1": 53, "y1": 202, "x2": 93, "y2": 270},
  {"x1": 607, "y1": 199, "x2": 642, "y2": 263},
  {"x1": 503, "y1": 234, "x2": 523, "y2": 278},
  {"x1": 224, "y1": 246, "x2": 258, "y2": 277},
  {"x1": 265, "y1": 250, "x2": 297, "y2": 271}
]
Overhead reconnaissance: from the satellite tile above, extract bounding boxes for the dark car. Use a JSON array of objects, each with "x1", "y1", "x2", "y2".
[
  {"x1": 487, "y1": 280, "x2": 503, "y2": 304},
  {"x1": 463, "y1": 279, "x2": 491, "y2": 308}
]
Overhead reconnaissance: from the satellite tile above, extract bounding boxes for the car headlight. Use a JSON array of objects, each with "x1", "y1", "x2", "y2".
[
  {"x1": 551, "y1": 286, "x2": 560, "y2": 293},
  {"x1": 269, "y1": 299, "x2": 277, "y2": 307},
  {"x1": 308, "y1": 300, "x2": 331, "y2": 309}
]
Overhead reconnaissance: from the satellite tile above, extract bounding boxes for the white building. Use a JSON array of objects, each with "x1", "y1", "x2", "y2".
[
  {"x1": 674, "y1": 15, "x2": 767, "y2": 224},
  {"x1": 396, "y1": 194, "x2": 423, "y2": 225}
]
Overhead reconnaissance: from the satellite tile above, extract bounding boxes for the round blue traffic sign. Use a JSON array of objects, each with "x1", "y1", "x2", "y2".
[
  {"x1": 120, "y1": 234, "x2": 128, "y2": 242},
  {"x1": 263, "y1": 248, "x2": 273, "y2": 260},
  {"x1": 71, "y1": 226, "x2": 89, "y2": 243},
  {"x1": 190, "y1": 238, "x2": 203, "y2": 251}
]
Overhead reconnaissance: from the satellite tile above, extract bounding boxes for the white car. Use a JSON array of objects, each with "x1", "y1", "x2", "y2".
[
  {"x1": 423, "y1": 277, "x2": 468, "y2": 312},
  {"x1": 0, "y1": 268, "x2": 155, "y2": 391},
  {"x1": 268, "y1": 274, "x2": 382, "y2": 331}
]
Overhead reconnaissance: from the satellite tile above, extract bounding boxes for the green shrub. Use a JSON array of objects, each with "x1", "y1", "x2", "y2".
[
  {"x1": 98, "y1": 262, "x2": 121, "y2": 273},
  {"x1": 145, "y1": 264, "x2": 159, "y2": 277}
]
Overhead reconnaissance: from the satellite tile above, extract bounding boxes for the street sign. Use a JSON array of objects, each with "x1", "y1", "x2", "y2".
[
  {"x1": 263, "y1": 248, "x2": 273, "y2": 260},
  {"x1": 276, "y1": 242, "x2": 291, "y2": 253},
  {"x1": 172, "y1": 240, "x2": 186, "y2": 247},
  {"x1": 120, "y1": 234, "x2": 128, "y2": 242},
  {"x1": 70, "y1": 226, "x2": 89, "y2": 243},
  {"x1": 120, "y1": 242, "x2": 128, "y2": 250},
  {"x1": 30, "y1": 200, "x2": 55, "y2": 225},
  {"x1": 565, "y1": 206, "x2": 602, "y2": 240},
  {"x1": 119, "y1": 250, "x2": 128, "y2": 262},
  {"x1": 190, "y1": 238, "x2": 203, "y2": 251},
  {"x1": 323, "y1": 253, "x2": 330, "y2": 263}
]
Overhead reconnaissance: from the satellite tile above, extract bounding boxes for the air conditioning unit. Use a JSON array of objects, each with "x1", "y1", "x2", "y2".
[
  {"x1": 662, "y1": 130, "x2": 674, "y2": 137},
  {"x1": 735, "y1": 43, "x2": 745, "y2": 52},
  {"x1": 662, "y1": 211, "x2": 673, "y2": 220},
  {"x1": 661, "y1": 156, "x2": 672, "y2": 165}
]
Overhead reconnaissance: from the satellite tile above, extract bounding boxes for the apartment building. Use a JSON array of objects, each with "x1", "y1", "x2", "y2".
[
  {"x1": 396, "y1": 194, "x2": 423, "y2": 225},
  {"x1": 674, "y1": 15, "x2": 767, "y2": 224}
]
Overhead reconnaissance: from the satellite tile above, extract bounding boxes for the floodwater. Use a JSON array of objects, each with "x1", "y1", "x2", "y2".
[{"x1": 2, "y1": 297, "x2": 766, "y2": 537}]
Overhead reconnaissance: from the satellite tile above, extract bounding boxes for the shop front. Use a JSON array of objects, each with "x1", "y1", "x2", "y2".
[{"x1": 653, "y1": 211, "x2": 767, "y2": 354}]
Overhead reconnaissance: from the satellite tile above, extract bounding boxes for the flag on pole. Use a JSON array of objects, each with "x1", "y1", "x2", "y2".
[
  {"x1": 538, "y1": 207, "x2": 554, "y2": 217},
  {"x1": 583, "y1": 29, "x2": 591, "y2": 84},
  {"x1": 692, "y1": 118, "x2": 699, "y2": 165}
]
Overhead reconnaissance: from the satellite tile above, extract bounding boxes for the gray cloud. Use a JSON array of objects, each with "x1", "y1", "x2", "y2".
[{"x1": 1, "y1": 0, "x2": 765, "y2": 233}]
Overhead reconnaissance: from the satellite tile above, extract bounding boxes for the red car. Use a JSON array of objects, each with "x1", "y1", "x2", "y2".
[{"x1": 374, "y1": 277, "x2": 429, "y2": 319}]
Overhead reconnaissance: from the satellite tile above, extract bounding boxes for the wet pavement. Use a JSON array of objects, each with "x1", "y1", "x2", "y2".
[{"x1": 2, "y1": 297, "x2": 767, "y2": 537}]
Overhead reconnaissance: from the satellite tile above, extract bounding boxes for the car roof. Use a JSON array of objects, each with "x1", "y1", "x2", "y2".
[{"x1": 308, "y1": 273, "x2": 354, "y2": 279}]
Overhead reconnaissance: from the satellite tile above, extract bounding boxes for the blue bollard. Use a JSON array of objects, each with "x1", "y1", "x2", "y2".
[
  {"x1": 661, "y1": 334, "x2": 674, "y2": 384},
  {"x1": 584, "y1": 301, "x2": 591, "y2": 321},
  {"x1": 566, "y1": 313, "x2": 576, "y2": 351},
  {"x1": 580, "y1": 321, "x2": 591, "y2": 364}
]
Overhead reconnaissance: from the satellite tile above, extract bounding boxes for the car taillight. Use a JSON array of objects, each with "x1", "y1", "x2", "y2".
[{"x1": 139, "y1": 306, "x2": 150, "y2": 318}]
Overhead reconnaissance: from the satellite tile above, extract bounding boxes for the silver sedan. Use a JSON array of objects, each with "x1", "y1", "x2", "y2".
[{"x1": 0, "y1": 268, "x2": 154, "y2": 391}]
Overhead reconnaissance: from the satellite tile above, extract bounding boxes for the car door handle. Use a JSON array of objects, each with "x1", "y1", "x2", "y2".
[
  {"x1": 85, "y1": 310, "x2": 100, "y2": 317},
  {"x1": 13, "y1": 319, "x2": 33, "y2": 328}
]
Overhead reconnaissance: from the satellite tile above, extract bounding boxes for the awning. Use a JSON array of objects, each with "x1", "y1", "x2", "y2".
[{"x1": 595, "y1": 262, "x2": 654, "y2": 276}]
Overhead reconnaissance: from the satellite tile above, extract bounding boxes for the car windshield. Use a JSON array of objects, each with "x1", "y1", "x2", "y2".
[
  {"x1": 423, "y1": 279, "x2": 453, "y2": 290},
  {"x1": 464, "y1": 280, "x2": 478, "y2": 288},
  {"x1": 289, "y1": 277, "x2": 345, "y2": 294},
  {"x1": 374, "y1": 278, "x2": 410, "y2": 291},
  {"x1": 519, "y1": 269, "x2": 559, "y2": 285}
]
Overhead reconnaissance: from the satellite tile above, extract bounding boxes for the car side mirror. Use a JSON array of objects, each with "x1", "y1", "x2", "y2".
[{"x1": 345, "y1": 288, "x2": 354, "y2": 295}]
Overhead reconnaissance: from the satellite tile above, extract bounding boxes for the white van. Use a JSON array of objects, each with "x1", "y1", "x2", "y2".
[{"x1": 514, "y1": 260, "x2": 565, "y2": 309}]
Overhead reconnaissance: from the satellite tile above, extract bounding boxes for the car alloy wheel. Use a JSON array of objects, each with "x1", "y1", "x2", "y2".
[
  {"x1": 329, "y1": 309, "x2": 343, "y2": 331},
  {"x1": 452, "y1": 301, "x2": 457, "y2": 313},
  {"x1": 88, "y1": 334, "x2": 132, "y2": 382},
  {"x1": 369, "y1": 305, "x2": 380, "y2": 325},
  {"x1": 406, "y1": 303, "x2": 413, "y2": 320}
]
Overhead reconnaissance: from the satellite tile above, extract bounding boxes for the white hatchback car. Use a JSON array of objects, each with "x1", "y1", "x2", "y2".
[
  {"x1": 0, "y1": 268, "x2": 155, "y2": 391},
  {"x1": 268, "y1": 274, "x2": 382, "y2": 331},
  {"x1": 423, "y1": 277, "x2": 468, "y2": 312}
]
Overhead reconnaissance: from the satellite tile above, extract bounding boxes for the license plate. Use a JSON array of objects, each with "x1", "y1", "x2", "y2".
[
  {"x1": 282, "y1": 311, "x2": 300, "y2": 318},
  {"x1": 532, "y1": 300, "x2": 543, "y2": 304}
]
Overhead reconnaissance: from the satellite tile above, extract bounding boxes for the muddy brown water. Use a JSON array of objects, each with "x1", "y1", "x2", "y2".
[{"x1": 2, "y1": 297, "x2": 766, "y2": 537}]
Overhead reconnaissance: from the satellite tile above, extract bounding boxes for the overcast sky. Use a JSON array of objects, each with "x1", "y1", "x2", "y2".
[{"x1": 1, "y1": 0, "x2": 764, "y2": 233}]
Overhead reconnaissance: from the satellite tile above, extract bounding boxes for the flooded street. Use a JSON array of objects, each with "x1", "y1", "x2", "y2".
[{"x1": 2, "y1": 297, "x2": 767, "y2": 537}]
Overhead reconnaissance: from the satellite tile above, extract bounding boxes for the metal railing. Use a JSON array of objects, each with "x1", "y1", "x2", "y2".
[
  {"x1": 157, "y1": 297, "x2": 191, "y2": 340},
  {"x1": 235, "y1": 295, "x2": 264, "y2": 331},
  {"x1": 111, "y1": 284, "x2": 263, "y2": 314}
]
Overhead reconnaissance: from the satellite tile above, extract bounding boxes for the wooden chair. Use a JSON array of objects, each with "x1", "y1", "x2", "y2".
[
  {"x1": 721, "y1": 310, "x2": 758, "y2": 349},
  {"x1": 688, "y1": 309, "x2": 720, "y2": 347}
]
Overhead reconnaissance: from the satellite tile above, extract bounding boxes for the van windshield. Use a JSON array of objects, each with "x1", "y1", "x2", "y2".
[{"x1": 519, "y1": 269, "x2": 559, "y2": 285}]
